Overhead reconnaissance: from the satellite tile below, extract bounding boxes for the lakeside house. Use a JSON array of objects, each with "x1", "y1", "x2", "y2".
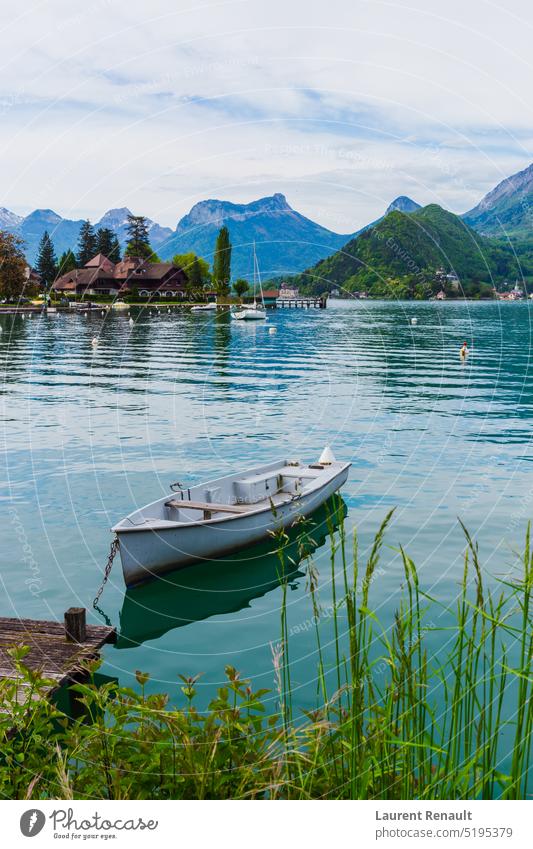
[
  {"x1": 279, "y1": 281, "x2": 299, "y2": 299},
  {"x1": 24, "y1": 265, "x2": 42, "y2": 288},
  {"x1": 242, "y1": 288, "x2": 279, "y2": 307},
  {"x1": 496, "y1": 280, "x2": 525, "y2": 301},
  {"x1": 52, "y1": 253, "x2": 188, "y2": 299},
  {"x1": 435, "y1": 268, "x2": 460, "y2": 291}
]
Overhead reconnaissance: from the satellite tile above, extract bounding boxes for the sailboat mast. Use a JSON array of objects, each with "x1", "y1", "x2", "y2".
[
  {"x1": 252, "y1": 241, "x2": 257, "y2": 305},
  {"x1": 254, "y1": 244, "x2": 265, "y2": 307}
]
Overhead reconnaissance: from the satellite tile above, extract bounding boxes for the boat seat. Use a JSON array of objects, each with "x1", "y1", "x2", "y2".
[
  {"x1": 165, "y1": 499, "x2": 251, "y2": 520},
  {"x1": 237, "y1": 470, "x2": 280, "y2": 486},
  {"x1": 278, "y1": 467, "x2": 321, "y2": 478}
]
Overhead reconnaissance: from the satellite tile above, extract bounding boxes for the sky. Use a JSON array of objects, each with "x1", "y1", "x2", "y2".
[{"x1": 1, "y1": 0, "x2": 533, "y2": 232}]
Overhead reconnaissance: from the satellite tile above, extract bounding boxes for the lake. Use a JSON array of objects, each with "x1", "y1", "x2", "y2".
[{"x1": 1, "y1": 299, "x2": 531, "y2": 711}]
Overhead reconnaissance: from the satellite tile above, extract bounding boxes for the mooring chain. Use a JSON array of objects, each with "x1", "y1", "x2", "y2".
[{"x1": 93, "y1": 536, "x2": 119, "y2": 613}]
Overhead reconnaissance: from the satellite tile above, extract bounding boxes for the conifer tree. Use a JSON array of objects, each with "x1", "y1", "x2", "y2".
[
  {"x1": 77, "y1": 220, "x2": 96, "y2": 266},
  {"x1": 212, "y1": 226, "x2": 232, "y2": 296},
  {"x1": 95, "y1": 227, "x2": 113, "y2": 256},
  {"x1": 124, "y1": 215, "x2": 153, "y2": 259},
  {"x1": 190, "y1": 256, "x2": 203, "y2": 288},
  {"x1": 57, "y1": 249, "x2": 77, "y2": 275},
  {"x1": 108, "y1": 233, "x2": 121, "y2": 262}
]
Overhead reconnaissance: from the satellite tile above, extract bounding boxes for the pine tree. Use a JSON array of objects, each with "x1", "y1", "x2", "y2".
[
  {"x1": 77, "y1": 220, "x2": 96, "y2": 266},
  {"x1": 190, "y1": 257, "x2": 202, "y2": 288},
  {"x1": 212, "y1": 226, "x2": 232, "y2": 296},
  {"x1": 108, "y1": 233, "x2": 121, "y2": 262},
  {"x1": 35, "y1": 231, "x2": 57, "y2": 286},
  {"x1": 57, "y1": 249, "x2": 77, "y2": 275},
  {"x1": 95, "y1": 227, "x2": 121, "y2": 261},
  {"x1": 124, "y1": 214, "x2": 153, "y2": 259},
  {"x1": 0, "y1": 231, "x2": 27, "y2": 299},
  {"x1": 95, "y1": 227, "x2": 113, "y2": 257}
]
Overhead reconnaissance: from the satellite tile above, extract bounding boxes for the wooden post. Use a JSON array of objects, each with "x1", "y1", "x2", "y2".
[{"x1": 64, "y1": 607, "x2": 87, "y2": 643}]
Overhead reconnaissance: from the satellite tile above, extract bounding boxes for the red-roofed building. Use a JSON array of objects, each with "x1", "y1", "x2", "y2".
[{"x1": 52, "y1": 254, "x2": 188, "y2": 298}]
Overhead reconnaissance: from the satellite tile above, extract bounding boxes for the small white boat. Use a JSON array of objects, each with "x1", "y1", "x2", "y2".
[
  {"x1": 112, "y1": 449, "x2": 350, "y2": 586},
  {"x1": 191, "y1": 302, "x2": 217, "y2": 313},
  {"x1": 232, "y1": 304, "x2": 266, "y2": 321},
  {"x1": 232, "y1": 243, "x2": 267, "y2": 321}
]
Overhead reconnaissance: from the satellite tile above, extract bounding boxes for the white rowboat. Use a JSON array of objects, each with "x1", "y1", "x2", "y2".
[{"x1": 112, "y1": 451, "x2": 350, "y2": 586}]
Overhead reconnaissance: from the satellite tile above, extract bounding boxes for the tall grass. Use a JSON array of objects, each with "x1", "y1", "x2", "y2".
[{"x1": 0, "y1": 505, "x2": 531, "y2": 799}]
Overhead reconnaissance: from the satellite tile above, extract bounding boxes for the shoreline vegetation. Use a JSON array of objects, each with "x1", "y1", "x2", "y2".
[
  {"x1": 3, "y1": 203, "x2": 533, "y2": 307},
  {"x1": 1, "y1": 506, "x2": 531, "y2": 800}
]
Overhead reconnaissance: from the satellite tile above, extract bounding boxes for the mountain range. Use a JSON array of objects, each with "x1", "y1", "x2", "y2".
[
  {"x1": 161, "y1": 193, "x2": 353, "y2": 277},
  {"x1": 0, "y1": 207, "x2": 174, "y2": 266},
  {"x1": 463, "y1": 161, "x2": 533, "y2": 238},
  {"x1": 1, "y1": 161, "x2": 532, "y2": 280},
  {"x1": 0, "y1": 194, "x2": 355, "y2": 275},
  {"x1": 0, "y1": 193, "x2": 426, "y2": 277},
  {"x1": 289, "y1": 204, "x2": 527, "y2": 297}
]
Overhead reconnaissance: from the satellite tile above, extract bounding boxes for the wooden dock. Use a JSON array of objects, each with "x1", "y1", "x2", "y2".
[
  {"x1": 0, "y1": 608, "x2": 116, "y2": 704},
  {"x1": 276, "y1": 297, "x2": 327, "y2": 309}
]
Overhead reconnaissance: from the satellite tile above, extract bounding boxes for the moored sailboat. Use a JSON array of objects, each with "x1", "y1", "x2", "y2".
[{"x1": 232, "y1": 243, "x2": 267, "y2": 321}]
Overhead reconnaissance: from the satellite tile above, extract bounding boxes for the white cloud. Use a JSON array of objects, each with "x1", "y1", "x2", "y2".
[{"x1": 0, "y1": 0, "x2": 532, "y2": 230}]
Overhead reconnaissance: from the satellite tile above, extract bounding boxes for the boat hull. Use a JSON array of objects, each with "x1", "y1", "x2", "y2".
[
  {"x1": 116, "y1": 464, "x2": 349, "y2": 586},
  {"x1": 231, "y1": 307, "x2": 266, "y2": 320}
]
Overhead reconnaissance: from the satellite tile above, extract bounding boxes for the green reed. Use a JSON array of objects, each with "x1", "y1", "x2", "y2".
[{"x1": 0, "y1": 508, "x2": 531, "y2": 800}]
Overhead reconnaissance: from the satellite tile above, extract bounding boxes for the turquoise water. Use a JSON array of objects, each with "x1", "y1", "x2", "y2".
[{"x1": 1, "y1": 300, "x2": 531, "y2": 711}]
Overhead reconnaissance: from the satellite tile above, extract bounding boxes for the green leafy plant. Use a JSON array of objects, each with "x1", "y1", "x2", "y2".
[{"x1": 0, "y1": 514, "x2": 531, "y2": 800}]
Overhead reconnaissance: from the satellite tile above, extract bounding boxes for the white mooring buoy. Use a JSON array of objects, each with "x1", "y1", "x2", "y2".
[
  {"x1": 411, "y1": 317, "x2": 418, "y2": 325},
  {"x1": 269, "y1": 326, "x2": 277, "y2": 335}
]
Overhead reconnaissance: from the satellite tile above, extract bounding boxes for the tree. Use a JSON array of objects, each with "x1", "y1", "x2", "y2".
[
  {"x1": 233, "y1": 278, "x2": 250, "y2": 299},
  {"x1": 35, "y1": 231, "x2": 57, "y2": 286},
  {"x1": 95, "y1": 227, "x2": 121, "y2": 261},
  {"x1": 57, "y1": 249, "x2": 78, "y2": 275},
  {"x1": 77, "y1": 220, "x2": 96, "y2": 266},
  {"x1": 190, "y1": 257, "x2": 203, "y2": 289},
  {"x1": 124, "y1": 214, "x2": 154, "y2": 259},
  {"x1": 212, "y1": 226, "x2": 232, "y2": 296},
  {"x1": 0, "y1": 231, "x2": 28, "y2": 299},
  {"x1": 108, "y1": 234, "x2": 121, "y2": 262}
]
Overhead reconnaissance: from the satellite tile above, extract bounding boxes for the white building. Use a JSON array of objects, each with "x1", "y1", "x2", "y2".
[{"x1": 279, "y1": 282, "x2": 299, "y2": 299}]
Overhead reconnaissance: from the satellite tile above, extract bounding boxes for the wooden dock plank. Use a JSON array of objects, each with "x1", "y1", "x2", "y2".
[{"x1": 0, "y1": 611, "x2": 116, "y2": 699}]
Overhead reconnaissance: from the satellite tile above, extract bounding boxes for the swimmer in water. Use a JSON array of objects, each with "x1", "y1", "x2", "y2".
[{"x1": 460, "y1": 341, "x2": 468, "y2": 358}]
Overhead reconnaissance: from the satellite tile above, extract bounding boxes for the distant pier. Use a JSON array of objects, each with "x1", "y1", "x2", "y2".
[{"x1": 276, "y1": 296, "x2": 327, "y2": 309}]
